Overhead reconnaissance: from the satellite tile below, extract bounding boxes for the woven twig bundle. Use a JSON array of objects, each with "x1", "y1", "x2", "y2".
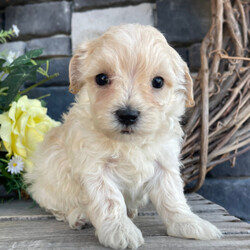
[{"x1": 181, "y1": 0, "x2": 250, "y2": 192}]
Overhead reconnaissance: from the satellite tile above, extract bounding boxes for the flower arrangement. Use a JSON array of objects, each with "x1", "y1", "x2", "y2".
[{"x1": 0, "y1": 25, "x2": 60, "y2": 199}]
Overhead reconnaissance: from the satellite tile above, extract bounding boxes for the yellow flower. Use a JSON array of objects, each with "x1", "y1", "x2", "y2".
[{"x1": 0, "y1": 95, "x2": 60, "y2": 170}]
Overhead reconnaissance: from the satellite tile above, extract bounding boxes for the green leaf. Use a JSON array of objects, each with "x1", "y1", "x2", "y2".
[
  {"x1": 1, "y1": 66, "x2": 10, "y2": 75},
  {"x1": 0, "y1": 164, "x2": 12, "y2": 180},
  {"x1": 10, "y1": 49, "x2": 43, "y2": 67},
  {"x1": 0, "y1": 65, "x2": 39, "y2": 110},
  {"x1": 40, "y1": 99, "x2": 47, "y2": 107},
  {"x1": 25, "y1": 49, "x2": 43, "y2": 58},
  {"x1": 0, "y1": 58, "x2": 6, "y2": 68}
]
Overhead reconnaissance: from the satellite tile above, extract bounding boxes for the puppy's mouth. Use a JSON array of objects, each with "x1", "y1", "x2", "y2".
[{"x1": 121, "y1": 127, "x2": 134, "y2": 134}]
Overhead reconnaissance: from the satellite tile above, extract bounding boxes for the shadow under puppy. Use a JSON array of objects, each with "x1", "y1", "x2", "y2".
[{"x1": 25, "y1": 24, "x2": 222, "y2": 249}]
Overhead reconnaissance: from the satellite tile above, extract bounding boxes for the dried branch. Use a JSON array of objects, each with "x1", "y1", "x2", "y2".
[{"x1": 182, "y1": 0, "x2": 250, "y2": 192}]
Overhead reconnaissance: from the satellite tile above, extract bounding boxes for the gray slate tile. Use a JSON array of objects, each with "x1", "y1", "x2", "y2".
[
  {"x1": 0, "y1": 0, "x2": 63, "y2": 9},
  {"x1": 207, "y1": 151, "x2": 250, "y2": 177},
  {"x1": 0, "y1": 41, "x2": 26, "y2": 55},
  {"x1": 198, "y1": 177, "x2": 250, "y2": 222},
  {"x1": 157, "y1": 0, "x2": 211, "y2": 44},
  {"x1": 73, "y1": 0, "x2": 154, "y2": 11},
  {"x1": 188, "y1": 43, "x2": 201, "y2": 71},
  {"x1": 5, "y1": 1, "x2": 71, "y2": 39},
  {"x1": 27, "y1": 36, "x2": 71, "y2": 57}
]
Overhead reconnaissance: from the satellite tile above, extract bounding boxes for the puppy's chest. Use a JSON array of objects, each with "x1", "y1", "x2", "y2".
[{"x1": 107, "y1": 153, "x2": 155, "y2": 188}]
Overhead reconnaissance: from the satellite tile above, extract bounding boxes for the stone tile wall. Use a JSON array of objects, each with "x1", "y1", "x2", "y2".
[
  {"x1": 0, "y1": 0, "x2": 249, "y2": 222},
  {"x1": 0, "y1": 0, "x2": 208, "y2": 121}
]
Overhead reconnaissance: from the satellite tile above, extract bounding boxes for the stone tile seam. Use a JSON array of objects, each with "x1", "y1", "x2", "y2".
[{"x1": 73, "y1": 0, "x2": 156, "y2": 13}]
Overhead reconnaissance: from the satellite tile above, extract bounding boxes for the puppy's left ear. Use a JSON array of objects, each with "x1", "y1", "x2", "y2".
[
  {"x1": 69, "y1": 44, "x2": 88, "y2": 94},
  {"x1": 184, "y1": 65, "x2": 195, "y2": 108}
]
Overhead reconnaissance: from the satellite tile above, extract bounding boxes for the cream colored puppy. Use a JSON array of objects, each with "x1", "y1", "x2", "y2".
[{"x1": 25, "y1": 24, "x2": 222, "y2": 249}]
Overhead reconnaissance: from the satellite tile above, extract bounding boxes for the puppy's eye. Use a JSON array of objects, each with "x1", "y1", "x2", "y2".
[
  {"x1": 152, "y1": 76, "x2": 164, "y2": 89},
  {"x1": 95, "y1": 73, "x2": 110, "y2": 86}
]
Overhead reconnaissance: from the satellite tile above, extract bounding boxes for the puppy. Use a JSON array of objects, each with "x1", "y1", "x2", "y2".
[{"x1": 25, "y1": 24, "x2": 222, "y2": 249}]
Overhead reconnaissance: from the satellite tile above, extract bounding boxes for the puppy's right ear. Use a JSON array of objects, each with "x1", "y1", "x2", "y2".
[{"x1": 69, "y1": 44, "x2": 88, "y2": 94}]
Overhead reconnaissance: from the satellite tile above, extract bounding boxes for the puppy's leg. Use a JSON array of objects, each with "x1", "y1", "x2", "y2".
[
  {"x1": 149, "y1": 163, "x2": 222, "y2": 240},
  {"x1": 83, "y1": 170, "x2": 144, "y2": 250}
]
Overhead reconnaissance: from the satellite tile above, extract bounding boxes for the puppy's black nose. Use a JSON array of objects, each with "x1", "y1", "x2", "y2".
[{"x1": 115, "y1": 107, "x2": 140, "y2": 126}]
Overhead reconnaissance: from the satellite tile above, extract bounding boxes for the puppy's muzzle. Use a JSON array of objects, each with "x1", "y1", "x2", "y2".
[{"x1": 115, "y1": 107, "x2": 140, "y2": 126}]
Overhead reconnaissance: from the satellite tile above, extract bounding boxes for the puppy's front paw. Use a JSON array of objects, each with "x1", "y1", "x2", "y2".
[
  {"x1": 97, "y1": 216, "x2": 144, "y2": 249},
  {"x1": 167, "y1": 217, "x2": 222, "y2": 240}
]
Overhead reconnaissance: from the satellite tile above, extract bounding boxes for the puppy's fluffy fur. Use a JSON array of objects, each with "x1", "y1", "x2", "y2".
[{"x1": 25, "y1": 24, "x2": 221, "y2": 249}]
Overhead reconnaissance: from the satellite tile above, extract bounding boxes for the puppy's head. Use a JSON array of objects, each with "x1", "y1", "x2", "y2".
[{"x1": 69, "y1": 24, "x2": 194, "y2": 141}]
